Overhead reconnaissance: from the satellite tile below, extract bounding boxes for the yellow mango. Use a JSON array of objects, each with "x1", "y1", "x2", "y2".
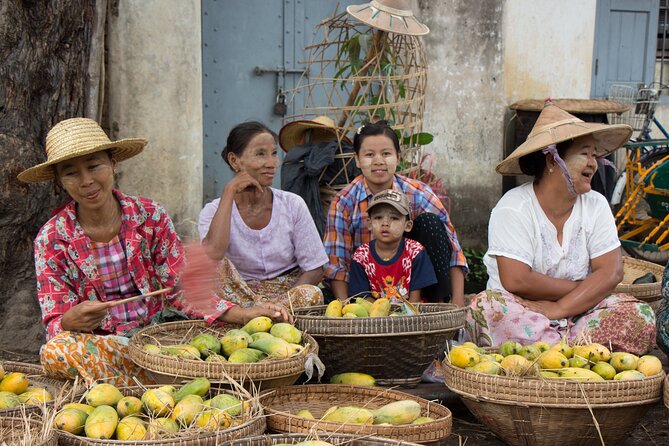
[
  {"x1": 532, "y1": 341, "x2": 551, "y2": 353},
  {"x1": 116, "y1": 396, "x2": 143, "y2": 418},
  {"x1": 554, "y1": 367, "x2": 604, "y2": 381},
  {"x1": 0, "y1": 372, "x2": 29, "y2": 394},
  {"x1": 249, "y1": 336, "x2": 294, "y2": 358},
  {"x1": 141, "y1": 389, "x2": 174, "y2": 417},
  {"x1": 637, "y1": 355, "x2": 663, "y2": 376},
  {"x1": 54, "y1": 408, "x2": 88, "y2": 435},
  {"x1": 322, "y1": 406, "x2": 374, "y2": 424},
  {"x1": 84, "y1": 405, "x2": 118, "y2": 439},
  {"x1": 355, "y1": 297, "x2": 373, "y2": 313},
  {"x1": 449, "y1": 346, "x2": 481, "y2": 368},
  {"x1": 160, "y1": 344, "x2": 201, "y2": 360},
  {"x1": 540, "y1": 371, "x2": 559, "y2": 378},
  {"x1": 0, "y1": 391, "x2": 20, "y2": 409},
  {"x1": 142, "y1": 344, "x2": 161, "y2": 355},
  {"x1": 251, "y1": 332, "x2": 273, "y2": 342},
  {"x1": 296, "y1": 409, "x2": 314, "y2": 419},
  {"x1": 342, "y1": 303, "x2": 369, "y2": 317},
  {"x1": 569, "y1": 355, "x2": 591, "y2": 369},
  {"x1": 372, "y1": 400, "x2": 421, "y2": 425},
  {"x1": 324, "y1": 300, "x2": 343, "y2": 317},
  {"x1": 330, "y1": 372, "x2": 376, "y2": 386},
  {"x1": 174, "y1": 377, "x2": 210, "y2": 402},
  {"x1": 610, "y1": 353, "x2": 639, "y2": 372},
  {"x1": 412, "y1": 416, "x2": 435, "y2": 424},
  {"x1": 146, "y1": 417, "x2": 179, "y2": 440},
  {"x1": 190, "y1": 333, "x2": 221, "y2": 357},
  {"x1": 0, "y1": 363, "x2": 4, "y2": 380},
  {"x1": 550, "y1": 341, "x2": 573, "y2": 358},
  {"x1": 500, "y1": 354, "x2": 537, "y2": 376},
  {"x1": 227, "y1": 348, "x2": 266, "y2": 363},
  {"x1": 18, "y1": 386, "x2": 52, "y2": 404},
  {"x1": 195, "y1": 409, "x2": 231, "y2": 431},
  {"x1": 171, "y1": 394, "x2": 204, "y2": 426},
  {"x1": 115, "y1": 416, "x2": 146, "y2": 441},
  {"x1": 270, "y1": 323, "x2": 302, "y2": 344},
  {"x1": 210, "y1": 393, "x2": 242, "y2": 417},
  {"x1": 369, "y1": 298, "x2": 391, "y2": 317},
  {"x1": 466, "y1": 360, "x2": 501, "y2": 375},
  {"x1": 589, "y1": 343, "x2": 611, "y2": 362},
  {"x1": 62, "y1": 403, "x2": 95, "y2": 416},
  {"x1": 591, "y1": 362, "x2": 616, "y2": 380},
  {"x1": 614, "y1": 370, "x2": 646, "y2": 380},
  {"x1": 342, "y1": 312, "x2": 358, "y2": 318},
  {"x1": 85, "y1": 383, "x2": 123, "y2": 407},
  {"x1": 242, "y1": 316, "x2": 273, "y2": 334},
  {"x1": 538, "y1": 350, "x2": 569, "y2": 369},
  {"x1": 206, "y1": 353, "x2": 228, "y2": 363},
  {"x1": 220, "y1": 330, "x2": 251, "y2": 357}
]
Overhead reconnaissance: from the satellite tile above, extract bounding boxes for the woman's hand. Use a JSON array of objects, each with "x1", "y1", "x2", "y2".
[
  {"x1": 221, "y1": 302, "x2": 293, "y2": 325},
  {"x1": 223, "y1": 172, "x2": 263, "y2": 197},
  {"x1": 517, "y1": 298, "x2": 566, "y2": 320},
  {"x1": 61, "y1": 300, "x2": 110, "y2": 332}
]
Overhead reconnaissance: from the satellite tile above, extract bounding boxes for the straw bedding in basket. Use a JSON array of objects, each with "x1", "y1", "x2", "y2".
[
  {"x1": 443, "y1": 360, "x2": 665, "y2": 446},
  {"x1": 0, "y1": 360, "x2": 71, "y2": 418},
  {"x1": 294, "y1": 303, "x2": 464, "y2": 387},
  {"x1": 56, "y1": 384, "x2": 266, "y2": 446},
  {"x1": 127, "y1": 320, "x2": 318, "y2": 390},
  {"x1": 259, "y1": 384, "x2": 452, "y2": 445},
  {"x1": 0, "y1": 416, "x2": 57, "y2": 446},
  {"x1": 221, "y1": 432, "x2": 423, "y2": 446},
  {"x1": 614, "y1": 256, "x2": 664, "y2": 309}
]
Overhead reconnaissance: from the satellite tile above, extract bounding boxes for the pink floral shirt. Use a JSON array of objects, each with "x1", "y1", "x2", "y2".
[{"x1": 34, "y1": 190, "x2": 233, "y2": 340}]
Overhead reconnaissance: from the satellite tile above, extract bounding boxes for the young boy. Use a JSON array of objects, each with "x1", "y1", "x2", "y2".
[{"x1": 348, "y1": 189, "x2": 437, "y2": 303}]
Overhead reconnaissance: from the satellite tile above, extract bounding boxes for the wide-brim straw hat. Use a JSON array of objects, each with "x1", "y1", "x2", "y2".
[
  {"x1": 18, "y1": 117, "x2": 147, "y2": 183},
  {"x1": 279, "y1": 115, "x2": 351, "y2": 152},
  {"x1": 497, "y1": 103, "x2": 633, "y2": 175},
  {"x1": 346, "y1": 0, "x2": 430, "y2": 36}
]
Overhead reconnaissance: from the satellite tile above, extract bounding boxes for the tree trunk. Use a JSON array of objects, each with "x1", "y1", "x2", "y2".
[{"x1": 0, "y1": 0, "x2": 97, "y2": 359}]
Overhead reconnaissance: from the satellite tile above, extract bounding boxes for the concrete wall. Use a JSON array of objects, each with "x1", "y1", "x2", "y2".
[
  {"x1": 418, "y1": 0, "x2": 506, "y2": 249},
  {"x1": 107, "y1": 0, "x2": 202, "y2": 237},
  {"x1": 503, "y1": 0, "x2": 597, "y2": 101}
]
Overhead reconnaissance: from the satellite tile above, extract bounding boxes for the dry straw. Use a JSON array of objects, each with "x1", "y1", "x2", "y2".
[
  {"x1": 259, "y1": 384, "x2": 452, "y2": 445},
  {"x1": 220, "y1": 432, "x2": 424, "y2": 445},
  {"x1": 127, "y1": 320, "x2": 318, "y2": 390}
]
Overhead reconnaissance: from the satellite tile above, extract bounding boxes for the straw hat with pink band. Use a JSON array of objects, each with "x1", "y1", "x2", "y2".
[
  {"x1": 18, "y1": 117, "x2": 147, "y2": 183},
  {"x1": 497, "y1": 101, "x2": 632, "y2": 194},
  {"x1": 346, "y1": 0, "x2": 430, "y2": 36},
  {"x1": 279, "y1": 115, "x2": 352, "y2": 152}
]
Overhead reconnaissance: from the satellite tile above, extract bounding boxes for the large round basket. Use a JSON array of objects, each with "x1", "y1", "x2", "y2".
[
  {"x1": 294, "y1": 303, "x2": 464, "y2": 386},
  {"x1": 56, "y1": 384, "x2": 266, "y2": 446},
  {"x1": 127, "y1": 320, "x2": 318, "y2": 390},
  {"x1": 221, "y1": 433, "x2": 422, "y2": 446},
  {"x1": 0, "y1": 416, "x2": 57, "y2": 446},
  {"x1": 259, "y1": 384, "x2": 452, "y2": 445},
  {"x1": 615, "y1": 256, "x2": 664, "y2": 309},
  {"x1": 443, "y1": 361, "x2": 665, "y2": 446},
  {"x1": 0, "y1": 360, "x2": 70, "y2": 418}
]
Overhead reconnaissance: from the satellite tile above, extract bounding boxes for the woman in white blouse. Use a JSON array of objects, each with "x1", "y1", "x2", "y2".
[{"x1": 466, "y1": 103, "x2": 656, "y2": 355}]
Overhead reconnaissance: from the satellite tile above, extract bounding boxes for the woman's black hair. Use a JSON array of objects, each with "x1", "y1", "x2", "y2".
[
  {"x1": 353, "y1": 120, "x2": 401, "y2": 155},
  {"x1": 518, "y1": 139, "x2": 573, "y2": 181},
  {"x1": 221, "y1": 121, "x2": 277, "y2": 169}
]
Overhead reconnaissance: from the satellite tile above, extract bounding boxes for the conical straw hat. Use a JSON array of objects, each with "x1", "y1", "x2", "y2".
[
  {"x1": 347, "y1": 0, "x2": 429, "y2": 36},
  {"x1": 18, "y1": 118, "x2": 147, "y2": 183},
  {"x1": 497, "y1": 104, "x2": 632, "y2": 175},
  {"x1": 279, "y1": 115, "x2": 350, "y2": 152}
]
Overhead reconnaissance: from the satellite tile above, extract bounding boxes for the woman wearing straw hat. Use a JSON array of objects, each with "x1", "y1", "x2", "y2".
[
  {"x1": 198, "y1": 121, "x2": 328, "y2": 309},
  {"x1": 465, "y1": 103, "x2": 656, "y2": 355},
  {"x1": 18, "y1": 118, "x2": 290, "y2": 386}
]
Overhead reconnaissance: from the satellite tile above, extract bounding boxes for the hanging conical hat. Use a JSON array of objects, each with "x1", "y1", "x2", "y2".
[
  {"x1": 347, "y1": 0, "x2": 429, "y2": 36},
  {"x1": 496, "y1": 103, "x2": 632, "y2": 175}
]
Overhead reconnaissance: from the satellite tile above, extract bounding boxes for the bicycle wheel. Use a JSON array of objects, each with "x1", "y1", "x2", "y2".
[{"x1": 622, "y1": 245, "x2": 669, "y2": 265}]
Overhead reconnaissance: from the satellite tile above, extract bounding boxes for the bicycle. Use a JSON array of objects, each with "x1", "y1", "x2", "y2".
[{"x1": 610, "y1": 83, "x2": 669, "y2": 264}]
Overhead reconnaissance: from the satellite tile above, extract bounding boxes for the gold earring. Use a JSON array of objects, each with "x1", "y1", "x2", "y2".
[{"x1": 549, "y1": 168, "x2": 553, "y2": 174}]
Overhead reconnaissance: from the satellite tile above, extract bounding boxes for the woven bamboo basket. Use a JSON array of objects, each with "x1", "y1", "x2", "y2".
[
  {"x1": 443, "y1": 360, "x2": 665, "y2": 446},
  {"x1": 0, "y1": 416, "x2": 57, "y2": 446},
  {"x1": 664, "y1": 374, "x2": 669, "y2": 409},
  {"x1": 221, "y1": 433, "x2": 422, "y2": 446},
  {"x1": 0, "y1": 360, "x2": 71, "y2": 418},
  {"x1": 615, "y1": 257, "x2": 664, "y2": 307},
  {"x1": 260, "y1": 384, "x2": 451, "y2": 445},
  {"x1": 56, "y1": 384, "x2": 266, "y2": 446},
  {"x1": 127, "y1": 320, "x2": 319, "y2": 390},
  {"x1": 294, "y1": 303, "x2": 464, "y2": 386}
]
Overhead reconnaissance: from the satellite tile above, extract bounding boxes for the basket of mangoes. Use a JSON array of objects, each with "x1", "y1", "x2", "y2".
[{"x1": 0, "y1": 361, "x2": 69, "y2": 417}]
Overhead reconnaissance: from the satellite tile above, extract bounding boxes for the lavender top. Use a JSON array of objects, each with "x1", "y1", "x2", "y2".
[{"x1": 198, "y1": 188, "x2": 328, "y2": 281}]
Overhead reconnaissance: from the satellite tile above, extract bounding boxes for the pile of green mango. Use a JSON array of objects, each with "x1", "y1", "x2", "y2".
[{"x1": 142, "y1": 317, "x2": 307, "y2": 364}]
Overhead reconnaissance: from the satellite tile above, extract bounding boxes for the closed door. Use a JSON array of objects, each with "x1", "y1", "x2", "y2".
[
  {"x1": 592, "y1": 0, "x2": 659, "y2": 98},
  {"x1": 202, "y1": 0, "x2": 358, "y2": 203}
]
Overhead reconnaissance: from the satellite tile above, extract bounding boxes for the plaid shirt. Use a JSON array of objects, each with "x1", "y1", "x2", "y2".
[
  {"x1": 323, "y1": 175, "x2": 468, "y2": 282},
  {"x1": 34, "y1": 190, "x2": 233, "y2": 340}
]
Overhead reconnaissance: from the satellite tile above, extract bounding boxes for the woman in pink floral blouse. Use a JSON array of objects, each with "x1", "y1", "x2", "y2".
[{"x1": 18, "y1": 118, "x2": 289, "y2": 386}]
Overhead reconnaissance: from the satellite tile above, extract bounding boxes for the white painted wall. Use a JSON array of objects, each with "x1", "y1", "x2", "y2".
[
  {"x1": 106, "y1": 0, "x2": 203, "y2": 237},
  {"x1": 503, "y1": 0, "x2": 597, "y2": 102}
]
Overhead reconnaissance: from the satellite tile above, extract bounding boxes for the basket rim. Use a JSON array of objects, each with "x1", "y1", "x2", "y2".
[
  {"x1": 127, "y1": 320, "x2": 317, "y2": 380},
  {"x1": 443, "y1": 360, "x2": 665, "y2": 407},
  {"x1": 220, "y1": 433, "x2": 423, "y2": 446}
]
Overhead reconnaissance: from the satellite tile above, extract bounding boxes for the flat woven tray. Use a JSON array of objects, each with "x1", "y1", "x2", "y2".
[
  {"x1": 260, "y1": 384, "x2": 452, "y2": 445},
  {"x1": 443, "y1": 360, "x2": 665, "y2": 446},
  {"x1": 0, "y1": 360, "x2": 71, "y2": 418},
  {"x1": 127, "y1": 320, "x2": 318, "y2": 390},
  {"x1": 614, "y1": 256, "x2": 664, "y2": 301},
  {"x1": 509, "y1": 99, "x2": 630, "y2": 114},
  {"x1": 294, "y1": 304, "x2": 464, "y2": 386},
  {"x1": 221, "y1": 433, "x2": 422, "y2": 446},
  {"x1": 0, "y1": 416, "x2": 57, "y2": 446},
  {"x1": 56, "y1": 384, "x2": 266, "y2": 446}
]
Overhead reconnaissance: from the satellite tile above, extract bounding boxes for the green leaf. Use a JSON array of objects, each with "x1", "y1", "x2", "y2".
[{"x1": 401, "y1": 132, "x2": 434, "y2": 147}]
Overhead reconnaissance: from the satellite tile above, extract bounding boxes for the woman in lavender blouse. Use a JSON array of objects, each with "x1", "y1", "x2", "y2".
[{"x1": 199, "y1": 122, "x2": 328, "y2": 309}]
